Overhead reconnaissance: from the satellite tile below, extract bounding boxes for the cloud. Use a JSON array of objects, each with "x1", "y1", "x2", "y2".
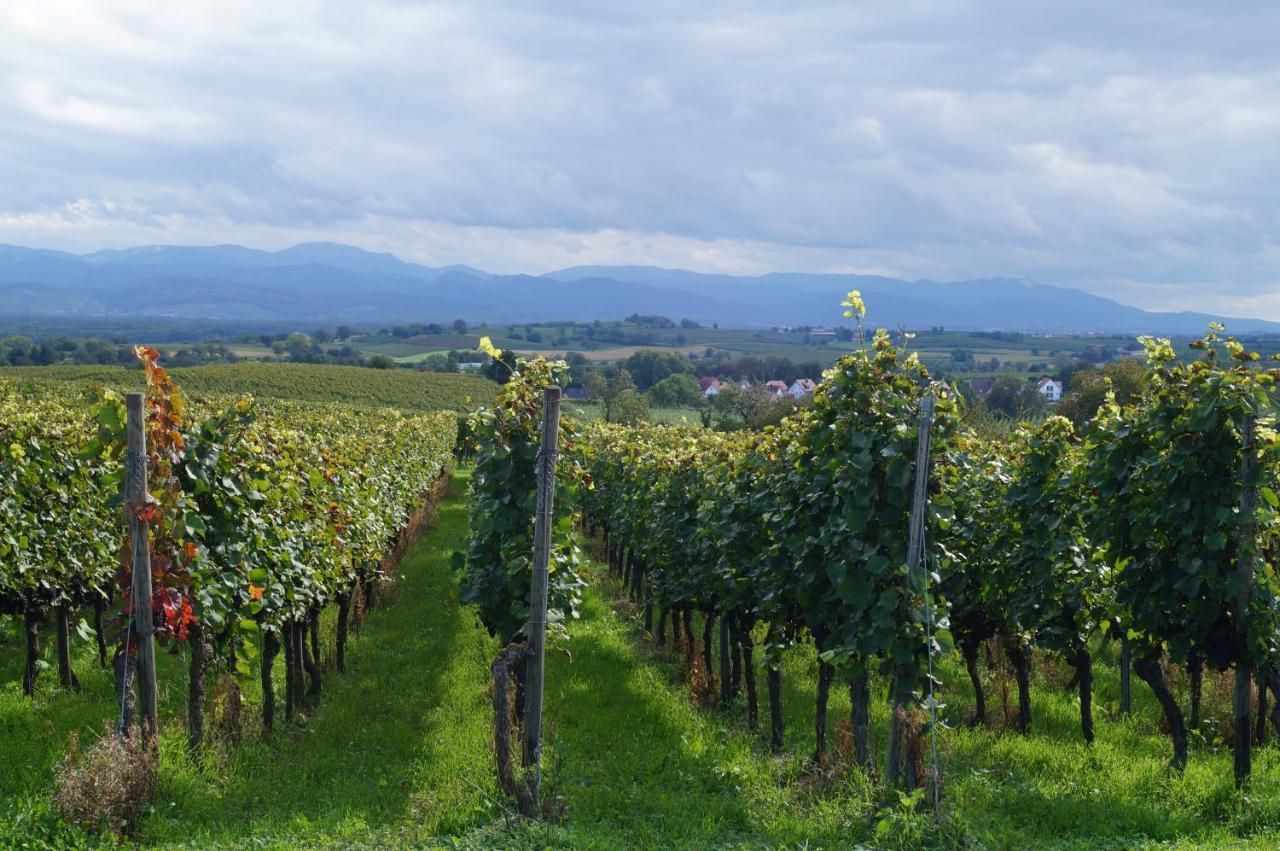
[{"x1": 0, "y1": 1, "x2": 1277, "y2": 316}]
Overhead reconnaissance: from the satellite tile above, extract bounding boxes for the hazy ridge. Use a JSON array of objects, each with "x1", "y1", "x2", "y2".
[{"x1": 1, "y1": 242, "x2": 1275, "y2": 335}]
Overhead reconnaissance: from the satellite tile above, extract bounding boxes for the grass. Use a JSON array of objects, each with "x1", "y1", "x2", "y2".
[
  {"x1": 1, "y1": 473, "x2": 499, "y2": 848},
  {"x1": 6, "y1": 472, "x2": 1280, "y2": 847},
  {"x1": 564, "y1": 400, "x2": 704, "y2": 425},
  {"x1": 0, "y1": 363, "x2": 497, "y2": 412}
]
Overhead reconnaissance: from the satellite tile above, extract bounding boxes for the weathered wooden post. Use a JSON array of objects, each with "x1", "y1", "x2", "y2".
[
  {"x1": 1235, "y1": 409, "x2": 1256, "y2": 785},
  {"x1": 522, "y1": 385, "x2": 562, "y2": 809},
  {"x1": 125, "y1": 393, "x2": 159, "y2": 743},
  {"x1": 888, "y1": 395, "x2": 937, "y2": 801},
  {"x1": 1119, "y1": 637, "x2": 1132, "y2": 715}
]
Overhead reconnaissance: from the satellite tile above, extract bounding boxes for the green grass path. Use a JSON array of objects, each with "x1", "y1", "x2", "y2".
[{"x1": 8, "y1": 471, "x2": 1280, "y2": 848}]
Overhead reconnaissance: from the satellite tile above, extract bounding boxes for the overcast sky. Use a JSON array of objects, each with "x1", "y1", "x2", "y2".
[{"x1": 2, "y1": 1, "x2": 1278, "y2": 316}]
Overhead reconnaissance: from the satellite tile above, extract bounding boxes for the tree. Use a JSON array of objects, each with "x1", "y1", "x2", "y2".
[
  {"x1": 482, "y1": 349, "x2": 519, "y2": 382},
  {"x1": 602, "y1": 369, "x2": 638, "y2": 419},
  {"x1": 607, "y1": 389, "x2": 650, "y2": 424},
  {"x1": 648, "y1": 373, "x2": 702, "y2": 408},
  {"x1": 335, "y1": 325, "x2": 355, "y2": 340},
  {"x1": 623, "y1": 350, "x2": 693, "y2": 389},
  {"x1": 984, "y1": 375, "x2": 1047, "y2": 419},
  {"x1": 452, "y1": 319, "x2": 468, "y2": 334},
  {"x1": 313, "y1": 328, "x2": 333, "y2": 344},
  {"x1": 285, "y1": 332, "x2": 316, "y2": 362},
  {"x1": 1056, "y1": 359, "x2": 1147, "y2": 429},
  {"x1": 580, "y1": 369, "x2": 607, "y2": 400},
  {"x1": 710, "y1": 384, "x2": 794, "y2": 431},
  {"x1": 367, "y1": 354, "x2": 395, "y2": 369}
]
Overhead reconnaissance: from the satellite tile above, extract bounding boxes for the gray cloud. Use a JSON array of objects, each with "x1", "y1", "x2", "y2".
[{"x1": 1, "y1": 1, "x2": 1278, "y2": 315}]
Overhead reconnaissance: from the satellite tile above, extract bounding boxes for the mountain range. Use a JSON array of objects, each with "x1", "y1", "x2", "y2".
[{"x1": 0, "y1": 242, "x2": 1275, "y2": 335}]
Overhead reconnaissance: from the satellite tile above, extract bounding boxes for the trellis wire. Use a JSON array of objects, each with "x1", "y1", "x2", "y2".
[{"x1": 117, "y1": 606, "x2": 134, "y2": 736}]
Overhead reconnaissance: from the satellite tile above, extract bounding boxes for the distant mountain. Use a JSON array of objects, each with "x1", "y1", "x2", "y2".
[{"x1": 1, "y1": 242, "x2": 1276, "y2": 335}]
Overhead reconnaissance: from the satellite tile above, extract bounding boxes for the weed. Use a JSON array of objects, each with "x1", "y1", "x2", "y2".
[{"x1": 52, "y1": 724, "x2": 157, "y2": 837}]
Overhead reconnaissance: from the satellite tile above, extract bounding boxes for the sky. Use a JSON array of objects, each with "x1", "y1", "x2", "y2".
[{"x1": 2, "y1": 1, "x2": 1278, "y2": 316}]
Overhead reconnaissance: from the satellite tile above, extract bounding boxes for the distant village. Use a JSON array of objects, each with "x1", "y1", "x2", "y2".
[
  {"x1": 696, "y1": 374, "x2": 1067, "y2": 406},
  {"x1": 698, "y1": 376, "x2": 817, "y2": 400}
]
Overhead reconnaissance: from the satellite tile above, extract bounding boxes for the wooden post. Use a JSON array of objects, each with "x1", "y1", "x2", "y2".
[
  {"x1": 522, "y1": 386, "x2": 562, "y2": 809},
  {"x1": 1235, "y1": 410, "x2": 1256, "y2": 785},
  {"x1": 125, "y1": 393, "x2": 159, "y2": 743},
  {"x1": 905, "y1": 398, "x2": 935, "y2": 597},
  {"x1": 1119, "y1": 635, "x2": 1132, "y2": 715},
  {"x1": 888, "y1": 395, "x2": 937, "y2": 800}
]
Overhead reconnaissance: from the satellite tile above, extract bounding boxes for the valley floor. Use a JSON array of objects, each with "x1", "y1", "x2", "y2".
[{"x1": 5, "y1": 471, "x2": 1280, "y2": 848}]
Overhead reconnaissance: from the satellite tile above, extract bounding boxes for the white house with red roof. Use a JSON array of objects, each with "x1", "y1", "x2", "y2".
[
  {"x1": 789, "y1": 378, "x2": 817, "y2": 399},
  {"x1": 700, "y1": 377, "x2": 725, "y2": 397}
]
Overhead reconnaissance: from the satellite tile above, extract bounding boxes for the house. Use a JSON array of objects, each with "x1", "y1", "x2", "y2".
[
  {"x1": 739, "y1": 379, "x2": 753, "y2": 390},
  {"x1": 1037, "y1": 377, "x2": 1063, "y2": 402},
  {"x1": 968, "y1": 377, "x2": 995, "y2": 401},
  {"x1": 701, "y1": 378, "x2": 725, "y2": 397},
  {"x1": 765, "y1": 380, "x2": 790, "y2": 397},
  {"x1": 788, "y1": 378, "x2": 816, "y2": 399},
  {"x1": 808, "y1": 328, "x2": 837, "y2": 338}
]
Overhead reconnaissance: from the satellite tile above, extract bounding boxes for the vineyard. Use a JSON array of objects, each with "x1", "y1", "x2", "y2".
[
  {"x1": 567, "y1": 321, "x2": 1280, "y2": 791},
  {"x1": 0, "y1": 362, "x2": 495, "y2": 412},
  {"x1": 8, "y1": 320, "x2": 1280, "y2": 847},
  {"x1": 1, "y1": 349, "x2": 455, "y2": 831}
]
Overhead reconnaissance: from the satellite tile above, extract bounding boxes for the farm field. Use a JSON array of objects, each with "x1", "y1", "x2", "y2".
[
  {"x1": 6, "y1": 471, "x2": 1280, "y2": 849},
  {"x1": 0, "y1": 362, "x2": 496, "y2": 412},
  {"x1": 222, "y1": 343, "x2": 276, "y2": 358}
]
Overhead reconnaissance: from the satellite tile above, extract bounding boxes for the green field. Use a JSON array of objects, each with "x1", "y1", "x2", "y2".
[
  {"x1": 354, "y1": 333, "x2": 483, "y2": 358},
  {"x1": 6, "y1": 471, "x2": 1280, "y2": 848},
  {"x1": 340, "y1": 323, "x2": 1190, "y2": 378},
  {"x1": 0, "y1": 363, "x2": 497, "y2": 412}
]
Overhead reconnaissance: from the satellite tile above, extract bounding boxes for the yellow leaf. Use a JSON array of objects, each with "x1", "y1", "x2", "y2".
[{"x1": 840, "y1": 289, "x2": 866, "y2": 320}]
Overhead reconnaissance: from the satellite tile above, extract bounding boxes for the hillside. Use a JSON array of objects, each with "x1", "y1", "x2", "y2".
[{"x1": 3, "y1": 242, "x2": 1278, "y2": 335}]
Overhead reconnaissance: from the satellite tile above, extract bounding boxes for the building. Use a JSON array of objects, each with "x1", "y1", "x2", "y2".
[
  {"x1": 1037, "y1": 377, "x2": 1063, "y2": 402},
  {"x1": 700, "y1": 377, "x2": 724, "y2": 397},
  {"x1": 788, "y1": 378, "x2": 817, "y2": 399},
  {"x1": 968, "y1": 377, "x2": 995, "y2": 401},
  {"x1": 765, "y1": 380, "x2": 790, "y2": 397}
]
